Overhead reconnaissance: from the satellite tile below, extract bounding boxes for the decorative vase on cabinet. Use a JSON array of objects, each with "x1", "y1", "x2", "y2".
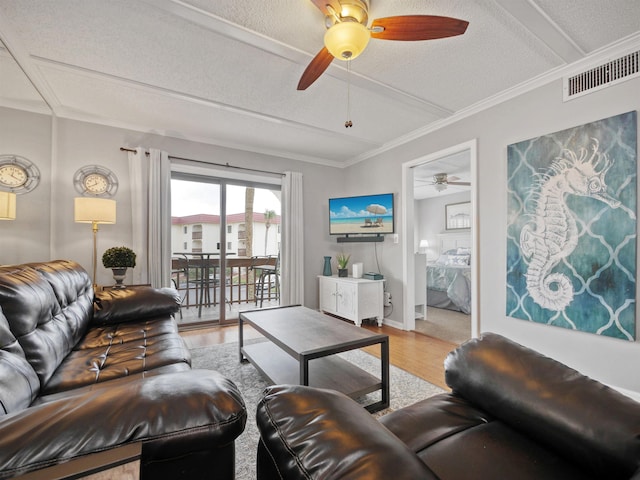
[{"x1": 323, "y1": 256, "x2": 332, "y2": 276}]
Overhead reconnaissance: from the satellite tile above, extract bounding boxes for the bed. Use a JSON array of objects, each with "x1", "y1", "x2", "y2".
[
  {"x1": 425, "y1": 233, "x2": 472, "y2": 314},
  {"x1": 427, "y1": 254, "x2": 471, "y2": 314}
]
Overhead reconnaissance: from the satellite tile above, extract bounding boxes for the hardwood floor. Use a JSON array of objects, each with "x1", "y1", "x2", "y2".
[{"x1": 180, "y1": 321, "x2": 457, "y2": 391}]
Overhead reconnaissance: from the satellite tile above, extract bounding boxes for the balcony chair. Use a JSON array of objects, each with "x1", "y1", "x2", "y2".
[
  {"x1": 170, "y1": 256, "x2": 189, "y2": 319},
  {"x1": 179, "y1": 254, "x2": 220, "y2": 318},
  {"x1": 251, "y1": 254, "x2": 280, "y2": 308}
]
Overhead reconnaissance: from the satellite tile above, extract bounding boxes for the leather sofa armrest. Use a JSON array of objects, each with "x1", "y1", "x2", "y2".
[
  {"x1": 446, "y1": 333, "x2": 640, "y2": 479},
  {"x1": 0, "y1": 369, "x2": 246, "y2": 479},
  {"x1": 93, "y1": 287, "x2": 180, "y2": 324},
  {"x1": 256, "y1": 385, "x2": 438, "y2": 480}
]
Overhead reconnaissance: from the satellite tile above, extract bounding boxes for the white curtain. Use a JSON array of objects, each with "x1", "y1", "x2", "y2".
[
  {"x1": 128, "y1": 148, "x2": 172, "y2": 288},
  {"x1": 280, "y1": 171, "x2": 304, "y2": 305}
]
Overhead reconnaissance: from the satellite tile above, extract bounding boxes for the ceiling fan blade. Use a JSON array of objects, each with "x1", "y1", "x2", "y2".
[
  {"x1": 297, "y1": 47, "x2": 334, "y2": 90},
  {"x1": 310, "y1": 0, "x2": 342, "y2": 17},
  {"x1": 371, "y1": 15, "x2": 469, "y2": 41},
  {"x1": 448, "y1": 181, "x2": 471, "y2": 186}
]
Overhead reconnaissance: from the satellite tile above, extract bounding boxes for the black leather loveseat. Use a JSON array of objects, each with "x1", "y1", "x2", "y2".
[
  {"x1": 0, "y1": 260, "x2": 246, "y2": 479},
  {"x1": 256, "y1": 333, "x2": 640, "y2": 480}
]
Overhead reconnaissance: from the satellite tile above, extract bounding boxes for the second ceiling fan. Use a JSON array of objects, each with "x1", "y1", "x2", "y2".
[
  {"x1": 298, "y1": 0, "x2": 469, "y2": 90},
  {"x1": 417, "y1": 173, "x2": 471, "y2": 192}
]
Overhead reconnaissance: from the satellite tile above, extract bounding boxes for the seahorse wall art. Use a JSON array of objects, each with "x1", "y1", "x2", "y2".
[
  {"x1": 520, "y1": 139, "x2": 622, "y2": 311},
  {"x1": 506, "y1": 111, "x2": 637, "y2": 340}
]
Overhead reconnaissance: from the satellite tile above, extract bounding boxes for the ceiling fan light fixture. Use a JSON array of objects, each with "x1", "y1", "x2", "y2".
[
  {"x1": 338, "y1": 0, "x2": 369, "y2": 25},
  {"x1": 434, "y1": 183, "x2": 447, "y2": 192},
  {"x1": 433, "y1": 173, "x2": 448, "y2": 184},
  {"x1": 324, "y1": 21, "x2": 370, "y2": 60}
]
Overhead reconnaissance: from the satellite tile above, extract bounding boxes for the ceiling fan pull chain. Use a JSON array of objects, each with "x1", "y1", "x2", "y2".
[{"x1": 345, "y1": 60, "x2": 353, "y2": 128}]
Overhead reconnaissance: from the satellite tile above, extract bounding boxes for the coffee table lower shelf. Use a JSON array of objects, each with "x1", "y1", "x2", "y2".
[{"x1": 242, "y1": 341, "x2": 382, "y2": 401}]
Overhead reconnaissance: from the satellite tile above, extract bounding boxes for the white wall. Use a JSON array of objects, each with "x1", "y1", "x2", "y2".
[
  {"x1": 0, "y1": 107, "x2": 52, "y2": 264},
  {"x1": 347, "y1": 75, "x2": 640, "y2": 393},
  {"x1": 415, "y1": 191, "x2": 470, "y2": 258}
]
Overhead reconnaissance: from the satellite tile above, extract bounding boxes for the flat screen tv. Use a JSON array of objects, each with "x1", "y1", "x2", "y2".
[{"x1": 329, "y1": 193, "x2": 394, "y2": 236}]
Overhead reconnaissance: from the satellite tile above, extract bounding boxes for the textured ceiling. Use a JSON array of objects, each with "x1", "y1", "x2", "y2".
[{"x1": 0, "y1": 0, "x2": 639, "y2": 168}]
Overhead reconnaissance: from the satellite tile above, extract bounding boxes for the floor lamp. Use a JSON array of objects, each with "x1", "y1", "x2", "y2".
[
  {"x1": 74, "y1": 197, "x2": 116, "y2": 288},
  {"x1": 0, "y1": 192, "x2": 17, "y2": 220}
]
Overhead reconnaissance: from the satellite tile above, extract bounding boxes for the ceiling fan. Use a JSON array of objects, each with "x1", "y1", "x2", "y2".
[
  {"x1": 298, "y1": 0, "x2": 469, "y2": 90},
  {"x1": 418, "y1": 173, "x2": 471, "y2": 192}
]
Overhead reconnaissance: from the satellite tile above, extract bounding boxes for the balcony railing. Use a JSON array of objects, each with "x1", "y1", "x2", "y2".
[{"x1": 171, "y1": 255, "x2": 278, "y2": 312}]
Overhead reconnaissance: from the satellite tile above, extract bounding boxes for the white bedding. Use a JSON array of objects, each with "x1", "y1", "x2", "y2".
[{"x1": 426, "y1": 263, "x2": 471, "y2": 314}]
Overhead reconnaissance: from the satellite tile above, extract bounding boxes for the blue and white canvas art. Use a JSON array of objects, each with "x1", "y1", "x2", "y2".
[{"x1": 506, "y1": 111, "x2": 637, "y2": 340}]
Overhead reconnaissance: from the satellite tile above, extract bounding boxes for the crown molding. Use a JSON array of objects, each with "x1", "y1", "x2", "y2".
[
  {"x1": 56, "y1": 106, "x2": 348, "y2": 169},
  {"x1": 347, "y1": 32, "x2": 640, "y2": 167}
]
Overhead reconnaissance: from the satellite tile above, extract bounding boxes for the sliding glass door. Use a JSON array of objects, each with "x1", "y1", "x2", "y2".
[{"x1": 171, "y1": 173, "x2": 281, "y2": 328}]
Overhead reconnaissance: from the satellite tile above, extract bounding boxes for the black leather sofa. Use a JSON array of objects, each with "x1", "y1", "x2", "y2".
[
  {"x1": 256, "y1": 333, "x2": 640, "y2": 480},
  {"x1": 0, "y1": 260, "x2": 246, "y2": 479}
]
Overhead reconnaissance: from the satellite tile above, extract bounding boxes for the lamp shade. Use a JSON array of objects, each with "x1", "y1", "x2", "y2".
[
  {"x1": 0, "y1": 192, "x2": 16, "y2": 220},
  {"x1": 419, "y1": 240, "x2": 429, "y2": 248},
  {"x1": 324, "y1": 21, "x2": 370, "y2": 60},
  {"x1": 74, "y1": 197, "x2": 116, "y2": 224}
]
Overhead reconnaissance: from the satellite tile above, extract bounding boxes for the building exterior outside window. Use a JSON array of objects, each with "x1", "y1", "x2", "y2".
[{"x1": 171, "y1": 213, "x2": 281, "y2": 255}]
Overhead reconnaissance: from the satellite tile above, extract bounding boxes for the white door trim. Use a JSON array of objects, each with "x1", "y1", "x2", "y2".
[{"x1": 401, "y1": 139, "x2": 479, "y2": 337}]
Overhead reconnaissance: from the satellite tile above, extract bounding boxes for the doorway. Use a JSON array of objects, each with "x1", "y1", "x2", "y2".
[
  {"x1": 402, "y1": 139, "x2": 479, "y2": 343},
  {"x1": 170, "y1": 174, "x2": 281, "y2": 328}
]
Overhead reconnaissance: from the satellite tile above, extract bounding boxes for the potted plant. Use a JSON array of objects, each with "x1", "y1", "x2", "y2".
[
  {"x1": 336, "y1": 253, "x2": 351, "y2": 277},
  {"x1": 102, "y1": 246, "x2": 136, "y2": 288}
]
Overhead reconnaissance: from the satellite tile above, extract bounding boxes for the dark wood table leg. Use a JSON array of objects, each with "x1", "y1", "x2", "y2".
[
  {"x1": 239, "y1": 314, "x2": 246, "y2": 363},
  {"x1": 300, "y1": 354, "x2": 310, "y2": 386},
  {"x1": 381, "y1": 337, "x2": 390, "y2": 409}
]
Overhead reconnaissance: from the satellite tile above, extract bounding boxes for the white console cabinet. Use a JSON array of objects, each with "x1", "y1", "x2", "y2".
[{"x1": 318, "y1": 275, "x2": 384, "y2": 327}]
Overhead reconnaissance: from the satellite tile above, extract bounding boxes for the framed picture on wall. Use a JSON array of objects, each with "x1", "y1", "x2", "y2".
[
  {"x1": 505, "y1": 110, "x2": 637, "y2": 340},
  {"x1": 445, "y1": 201, "x2": 471, "y2": 230}
]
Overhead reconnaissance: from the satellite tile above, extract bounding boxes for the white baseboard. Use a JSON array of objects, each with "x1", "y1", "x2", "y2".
[{"x1": 382, "y1": 318, "x2": 404, "y2": 330}]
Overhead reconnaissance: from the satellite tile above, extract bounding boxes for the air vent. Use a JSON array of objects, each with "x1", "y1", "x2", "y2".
[{"x1": 563, "y1": 50, "x2": 639, "y2": 101}]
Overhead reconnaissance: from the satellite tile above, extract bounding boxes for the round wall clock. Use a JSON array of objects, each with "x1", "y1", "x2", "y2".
[
  {"x1": 0, "y1": 154, "x2": 40, "y2": 194},
  {"x1": 73, "y1": 165, "x2": 118, "y2": 197}
]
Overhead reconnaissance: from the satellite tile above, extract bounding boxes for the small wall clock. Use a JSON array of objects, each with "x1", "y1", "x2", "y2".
[
  {"x1": 0, "y1": 154, "x2": 40, "y2": 194},
  {"x1": 73, "y1": 165, "x2": 118, "y2": 197}
]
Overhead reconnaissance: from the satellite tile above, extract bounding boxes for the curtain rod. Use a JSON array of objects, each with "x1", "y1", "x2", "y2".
[{"x1": 119, "y1": 147, "x2": 284, "y2": 177}]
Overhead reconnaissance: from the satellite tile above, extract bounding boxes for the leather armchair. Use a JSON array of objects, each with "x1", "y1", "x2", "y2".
[{"x1": 256, "y1": 333, "x2": 640, "y2": 479}]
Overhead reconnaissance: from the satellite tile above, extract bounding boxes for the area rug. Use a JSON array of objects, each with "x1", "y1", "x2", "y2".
[{"x1": 190, "y1": 341, "x2": 445, "y2": 480}]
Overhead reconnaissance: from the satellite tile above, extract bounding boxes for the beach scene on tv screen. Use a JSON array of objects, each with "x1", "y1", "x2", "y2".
[{"x1": 329, "y1": 194, "x2": 394, "y2": 234}]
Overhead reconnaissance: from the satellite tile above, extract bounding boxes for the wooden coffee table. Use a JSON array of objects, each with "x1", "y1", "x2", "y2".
[{"x1": 239, "y1": 305, "x2": 389, "y2": 412}]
